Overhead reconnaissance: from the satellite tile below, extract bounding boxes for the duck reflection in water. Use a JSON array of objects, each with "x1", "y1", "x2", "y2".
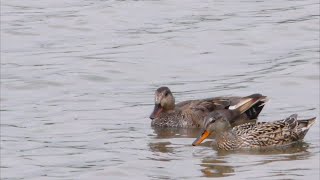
[
  {"x1": 200, "y1": 158, "x2": 235, "y2": 178},
  {"x1": 149, "y1": 141, "x2": 174, "y2": 154},
  {"x1": 151, "y1": 127, "x2": 200, "y2": 139},
  {"x1": 198, "y1": 142, "x2": 310, "y2": 178}
]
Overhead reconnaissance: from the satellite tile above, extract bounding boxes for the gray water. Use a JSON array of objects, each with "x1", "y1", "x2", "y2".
[{"x1": 1, "y1": 0, "x2": 319, "y2": 179}]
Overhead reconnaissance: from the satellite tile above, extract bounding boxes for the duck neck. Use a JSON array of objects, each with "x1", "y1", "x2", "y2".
[
  {"x1": 215, "y1": 130, "x2": 238, "y2": 150},
  {"x1": 163, "y1": 96, "x2": 175, "y2": 111},
  {"x1": 166, "y1": 103, "x2": 175, "y2": 111}
]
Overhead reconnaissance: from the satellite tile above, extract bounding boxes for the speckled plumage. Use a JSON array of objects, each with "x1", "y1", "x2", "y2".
[
  {"x1": 200, "y1": 114, "x2": 316, "y2": 151},
  {"x1": 150, "y1": 86, "x2": 268, "y2": 128}
]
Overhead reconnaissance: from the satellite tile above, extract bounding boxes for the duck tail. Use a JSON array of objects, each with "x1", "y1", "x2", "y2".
[
  {"x1": 298, "y1": 117, "x2": 316, "y2": 133},
  {"x1": 229, "y1": 94, "x2": 268, "y2": 118},
  {"x1": 285, "y1": 114, "x2": 317, "y2": 140}
]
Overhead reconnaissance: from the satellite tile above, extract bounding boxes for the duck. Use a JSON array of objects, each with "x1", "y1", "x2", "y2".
[
  {"x1": 149, "y1": 86, "x2": 268, "y2": 128},
  {"x1": 192, "y1": 112, "x2": 316, "y2": 151}
]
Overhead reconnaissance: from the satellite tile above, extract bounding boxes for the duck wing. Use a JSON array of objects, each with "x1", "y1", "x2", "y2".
[
  {"x1": 176, "y1": 96, "x2": 241, "y2": 112},
  {"x1": 235, "y1": 114, "x2": 315, "y2": 147}
]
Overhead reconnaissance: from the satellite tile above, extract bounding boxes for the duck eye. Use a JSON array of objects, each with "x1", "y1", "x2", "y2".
[{"x1": 165, "y1": 92, "x2": 169, "y2": 96}]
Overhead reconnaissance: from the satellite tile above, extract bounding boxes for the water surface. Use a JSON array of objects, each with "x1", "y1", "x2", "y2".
[{"x1": 1, "y1": 0, "x2": 319, "y2": 179}]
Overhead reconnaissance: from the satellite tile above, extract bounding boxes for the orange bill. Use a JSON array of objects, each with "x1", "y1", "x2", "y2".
[{"x1": 192, "y1": 130, "x2": 211, "y2": 146}]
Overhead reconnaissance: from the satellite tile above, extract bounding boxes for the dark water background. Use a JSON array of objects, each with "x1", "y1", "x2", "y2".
[{"x1": 1, "y1": 0, "x2": 319, "y2": 179}]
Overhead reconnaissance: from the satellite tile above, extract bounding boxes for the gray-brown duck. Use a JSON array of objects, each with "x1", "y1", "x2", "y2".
[{"x1": 149, "y1": 86, "x2": 268, "y2": 128}]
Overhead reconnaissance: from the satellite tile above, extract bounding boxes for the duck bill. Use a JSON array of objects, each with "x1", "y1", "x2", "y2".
[
  {"x1": 149, "y1": 104, "x2": 163, "y2": 119},
  {"x1": 192, "y1": 130, "x2": 211, "y2": 146}
]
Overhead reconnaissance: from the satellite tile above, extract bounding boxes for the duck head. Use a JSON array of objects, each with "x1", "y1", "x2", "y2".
[
  {"x1": 149, "y1": 87, "x2": 175, "y2": 119},
  {"x1": 192, "y1": 111, "x2": 232, "y2": 146}
]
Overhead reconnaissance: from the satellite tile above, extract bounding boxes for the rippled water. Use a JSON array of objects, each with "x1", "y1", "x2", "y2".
[{"x1": 1, "y1": 0, "x2": 319, "y2": 179}]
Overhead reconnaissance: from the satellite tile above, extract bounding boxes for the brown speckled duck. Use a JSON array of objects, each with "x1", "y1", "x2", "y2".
[
  {"x1": 192, "y1": 112, "x2": 316, "y2": 151},
  {"x1": 149, "y1": 86, "x2": 268, "y2": 128}
]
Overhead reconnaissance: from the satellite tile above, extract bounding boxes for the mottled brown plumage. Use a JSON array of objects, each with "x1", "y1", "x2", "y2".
[
  {"x1": 193, "y1": 113, "x2": 316, "y2": 151},
  {"x1": 149, "y1": 86, "x2": 268, "y2": 128}
]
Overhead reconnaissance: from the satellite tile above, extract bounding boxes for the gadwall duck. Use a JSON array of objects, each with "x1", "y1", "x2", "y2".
[
  {"x1": 192, "y1": 112, "x2": 316, "y2": 151},
  {"x1": 149, "y1": 86, "x2": 268, "y2": 128}
]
